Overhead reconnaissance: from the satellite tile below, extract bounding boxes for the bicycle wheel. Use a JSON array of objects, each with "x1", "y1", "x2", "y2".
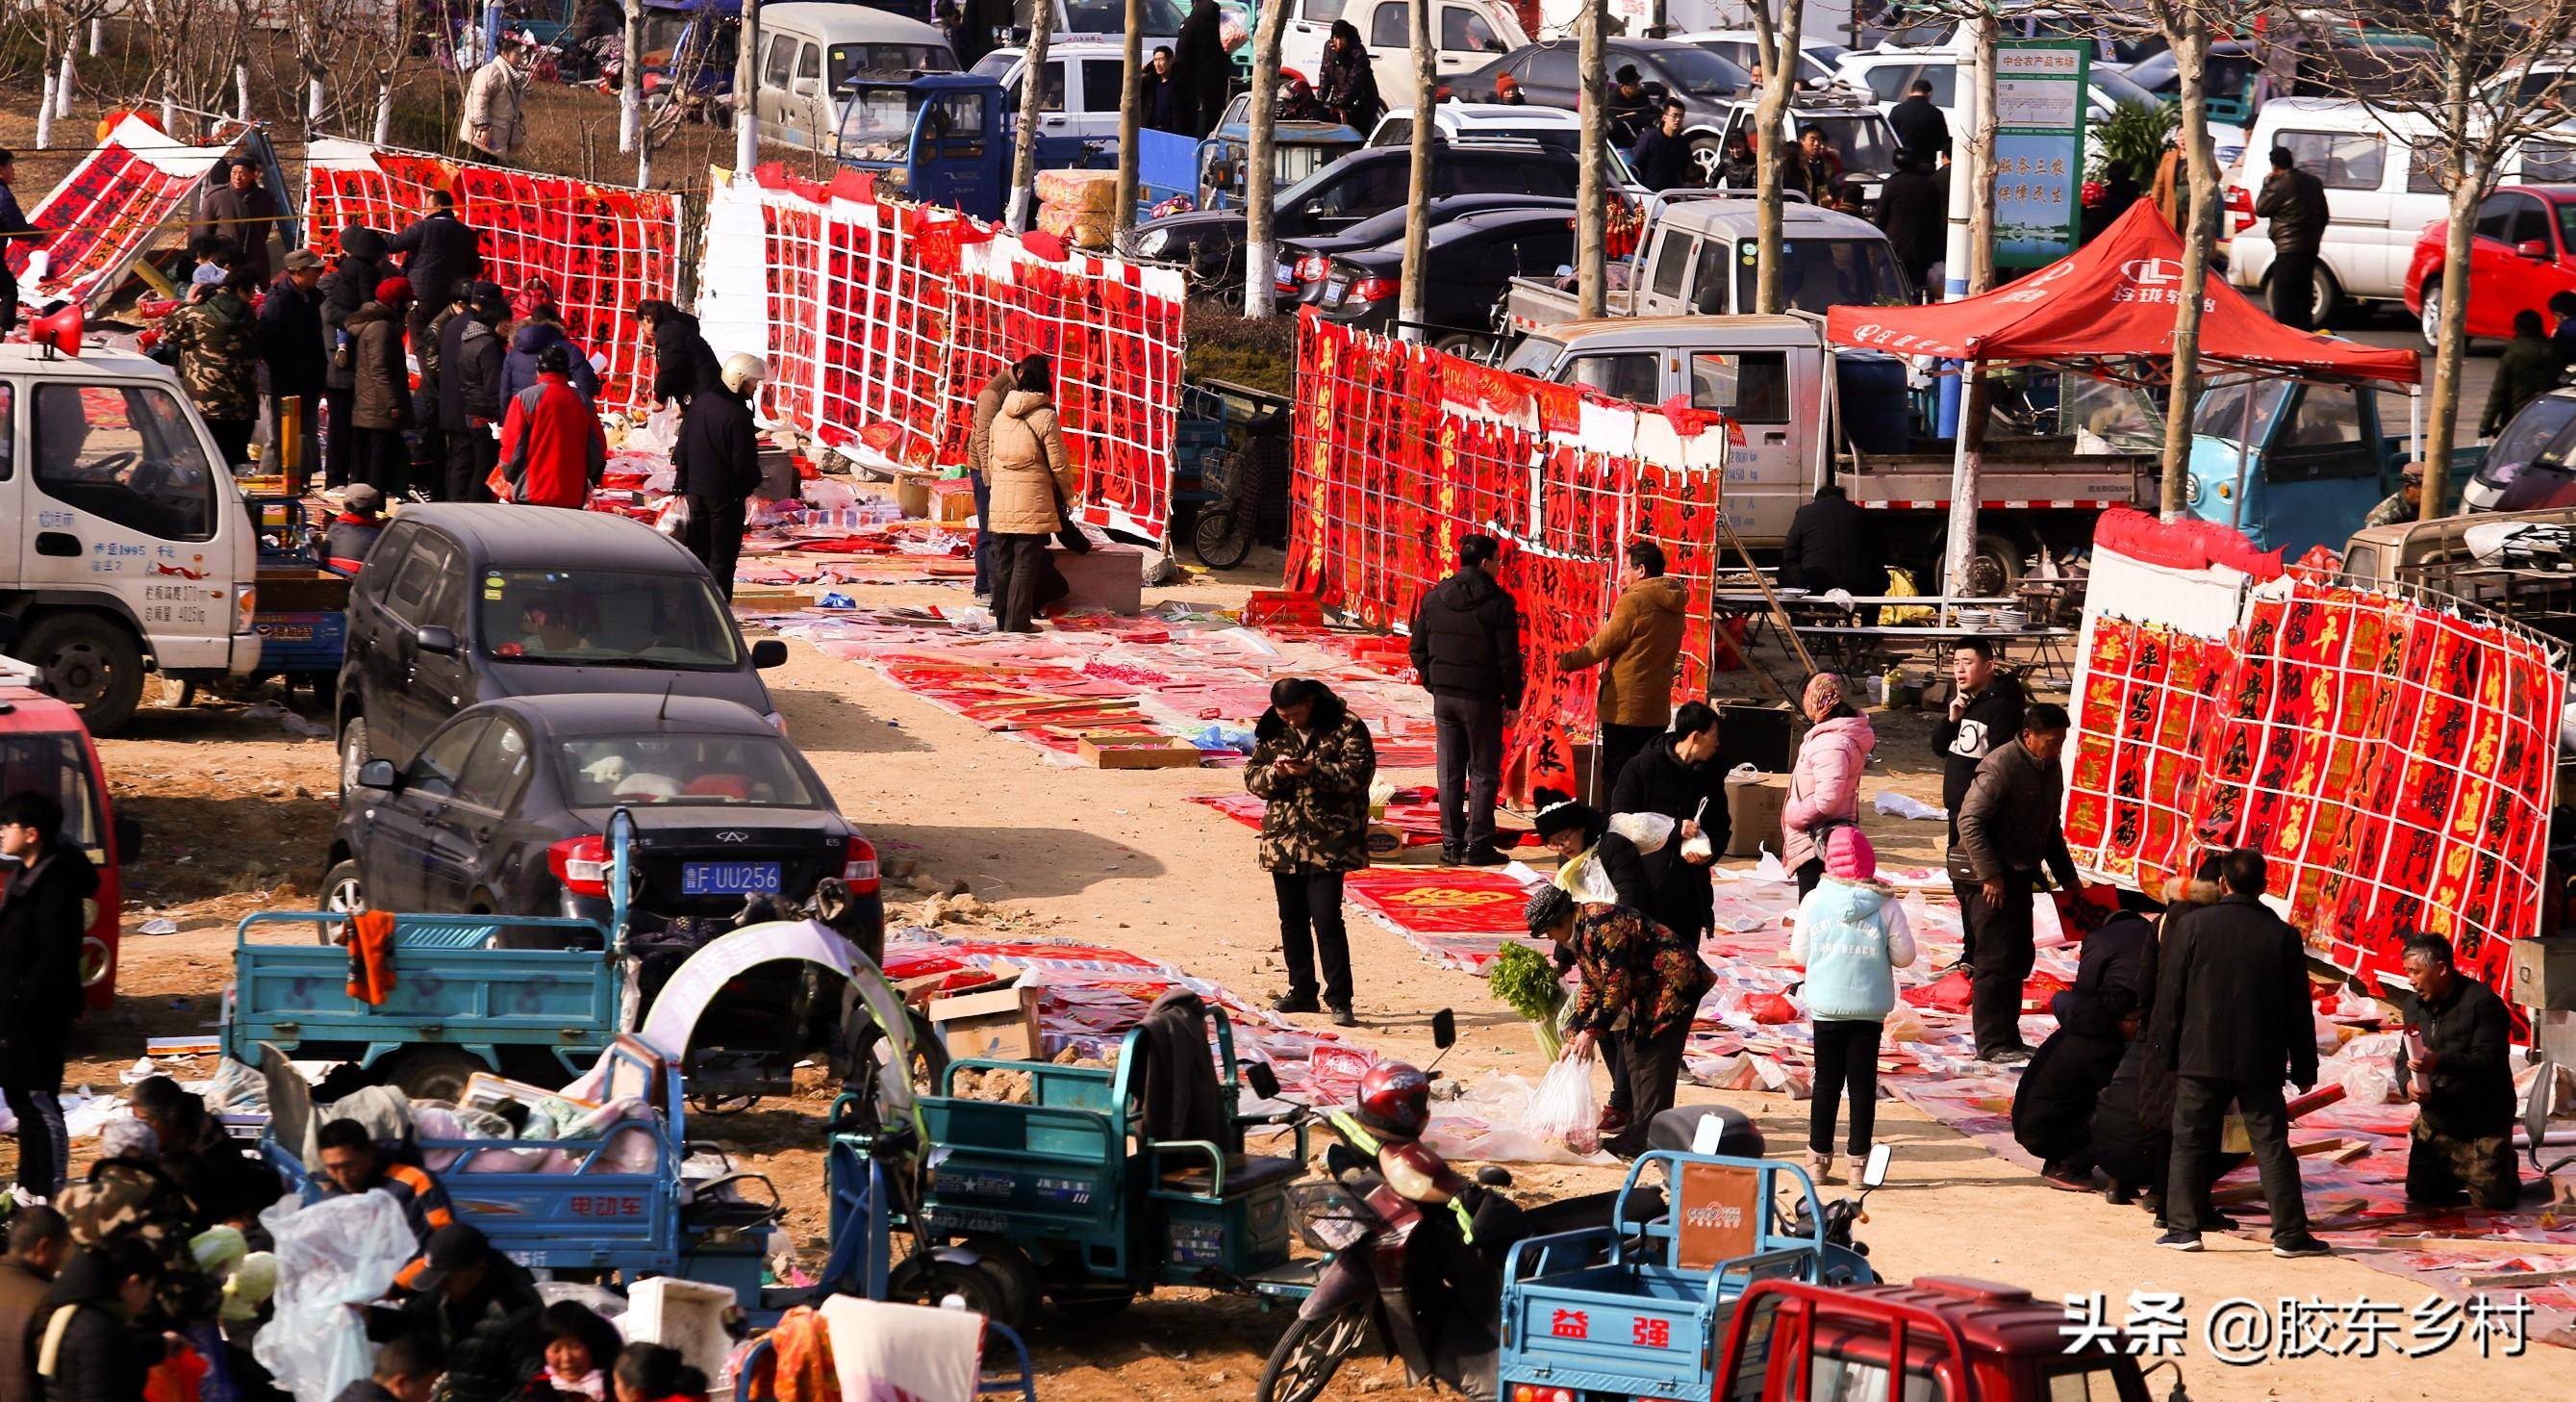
[{"x1": 1194, "y1": 506, "x2": 1251, "y2": 569}]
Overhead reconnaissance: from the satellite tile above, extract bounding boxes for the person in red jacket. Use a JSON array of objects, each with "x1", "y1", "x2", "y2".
[{"x1": 497, "y1": 344, "x2": 605, "y2": 508}]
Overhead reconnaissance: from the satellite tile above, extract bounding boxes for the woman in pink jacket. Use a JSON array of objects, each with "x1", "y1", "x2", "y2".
[{"x1": 1781, "y1": 674, "x2": 1875, "y2": 897}]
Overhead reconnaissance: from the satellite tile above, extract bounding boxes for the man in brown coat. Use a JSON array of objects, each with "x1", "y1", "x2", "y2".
[
  {"x1": 967, "y1": 363, "x2": 1018, "y2": 598},
  {"x1": 1557, "y1": 539, "x2": 1687, "y2": 797},
  {"x1": 0, "y1": 1206, "x2": 68, "y2": 1402}
]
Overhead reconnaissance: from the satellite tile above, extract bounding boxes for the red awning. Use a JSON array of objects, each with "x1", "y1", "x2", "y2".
[{"x1": 1823, "y1": 201, "x2": 2420, "y2": 385}]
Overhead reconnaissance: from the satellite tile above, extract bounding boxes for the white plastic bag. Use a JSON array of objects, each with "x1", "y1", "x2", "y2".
[
  {"x1": 625, "y1": 402, "x2": 684, "y2": 456},
  {"x1": 654, "y1": 495, "x2": 695, "y2": 540},
  {"x1": 254, "y1": 1191, "x2": 420, "y2": 1402},
  {"x1": 1524, "y1": 1057, "x2": 1602, "y2": 1157},
  {"x1": 1606, "y1": 811, "x2": 1676, "y2": 854}
]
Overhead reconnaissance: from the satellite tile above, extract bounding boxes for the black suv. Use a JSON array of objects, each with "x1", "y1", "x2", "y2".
[
  {"x1": 336, "y1": 504, "x2": 787, "y2": 791},
  {"x1": 1128, "y1": 140, "x2": 1581, "y2": 292}
]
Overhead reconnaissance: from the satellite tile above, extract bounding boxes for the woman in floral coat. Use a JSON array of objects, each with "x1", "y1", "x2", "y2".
[
  {"x1": 1526, "y1": 884, "x2": 1714, "y2": 1158},
  {"x1": 1245, "y1": 676, "x2": 1377, "y2": 1026}
]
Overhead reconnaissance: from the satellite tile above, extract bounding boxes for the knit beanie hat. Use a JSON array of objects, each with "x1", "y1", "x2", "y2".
[{"x1": 1822, "y1": 825, "x2": 1876, "y2": 882}]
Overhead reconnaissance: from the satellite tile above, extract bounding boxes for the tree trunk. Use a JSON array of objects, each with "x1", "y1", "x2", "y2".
[
  {"x1": 734, "y1": 0, "x2": 762, "y2": 173},
  {"x1": 1752, "y1": 0, "x2": 1802, "y2": 313},
  {"x1": 375, "y1": 80, "x2": 395, "y2": 143},
  {"x1": 1397, "y1": 0, "x2": 1436, "y2": 337},
  {"x1": 2422, "y1": 71, "x2": 2479, "y2": 522},
  {"x1": 2156, "y1": 19, "x2": 2213, "y2": 517},
  {"x1": 621, "y1": 0, "x2": 644, "y2": 152},
  {"x1": 1965, "y1": 12, "x2": 1997, "y2": 293},
  {"x1": 1242, "y1": 0, "x2": 1291, "y2": 318},
  {"x1": 37, "y1": 57, "x2": 56, "y2": 150},
  {"x1": 58, "y1": 47, "x2": 75, "y2": 118},
  {"x1": 236, "y1": 63, "x2": 252, "y2": 122},
  {"x1": 309, "y1": 75, "x2": 327, "y2": 133},
  {"x1": 1006, "y1": 1, "x2": 1053, "y2": 233},
  {"x1": 1114, "y1": 0, "x2": 1146, "y2": 242},
  {"x1": 1578, "y1": 0, "x2": 1608, "y2": 318},
  {"x1": 89, "y1": 16, "x2": 102, "y2": 57}
]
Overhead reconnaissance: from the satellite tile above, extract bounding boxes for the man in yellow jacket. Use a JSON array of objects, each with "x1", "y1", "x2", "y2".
[{"x1": 1557, "y1": 540, "x2": 1688, "y2": 799}]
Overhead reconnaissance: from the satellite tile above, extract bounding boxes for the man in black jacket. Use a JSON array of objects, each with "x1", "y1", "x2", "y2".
[
  {"x1": 389, "y1": 191, "x2": 483, "y2": 349},
  {"x1": 1935, "y1": 638, "x2": 2022, "y2": 971},
  {"x1": 640, "y1": 299, "x2": 724, "y2": 406},
  {"x1": 439, "y1": 281, "x2": 510, "y2": 503},
  {"x1": 1172, "y1": 0, "x2": 1231, "y2": 138},
  {"x1": 1888, "y1": 78, "x2": 1950, "y2": 166},
  {"x1": 1778, "y1": 484, "x2": 1879, "y2": 596},
  {"x1": 0, "y1": 790, "x2": 97, "y2": 1207},
  {"x1": 1956, "y1": 705, "x2": 2081, "y2": 1063},
  {"x1": 2397, "y1": 931, "x2": 2518, "y2": 1210},
  {"x1": 333, "y1": 1332, "x2": 443, "y2": 1402},
  {"x1": 2150, "y1": 848, "x2": 2331, "y2": 1256},
  {"x1": 2011, "y1": 904, "x2": 2152, "y2": 1188},
  {"x1": 1608, "y1": 700, "x2": 1727, "y2": 941},
  {"x1": 367, "y1": 1224, "x2": 542, "y2": 1402},
  {"x1": 1629, "y1": 101, "x2": 1692, "y2": 192},
  {"x1": 1409, "y1": 534, "x2": 1524, "y2": 866},
  {"x1": 677, "y1": 353, "x2": 768, "y2": 599},
  {"x1": 261, "y1": 248, "x2": 330, "y2": 483},
  {"x1": 2255, "y1": 146, "x2": 2329, "y2": 332}
]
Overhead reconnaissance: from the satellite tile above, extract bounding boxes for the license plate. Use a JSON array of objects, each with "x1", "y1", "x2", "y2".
[
  {"x1": 682, "y1": 861, "x2": 782, "y2": 895},
  {"x1": 1325, "y1": 276, "x2": 1347, "y2": 304},
  {"x1": 260, "y1": 623, "x2": 314, "y2": 641}
]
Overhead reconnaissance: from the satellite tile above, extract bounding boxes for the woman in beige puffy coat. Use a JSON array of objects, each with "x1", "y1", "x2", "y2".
[{"x1": 985, "y1": 356, "x2": 1078, "y2": 632}]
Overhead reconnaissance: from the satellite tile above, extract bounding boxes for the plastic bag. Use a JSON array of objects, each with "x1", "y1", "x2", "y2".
[
  {"x1": 1606, "y1": 811, "x2": 1676, "y2": 854},
  {"x1": 624, "y1": 401, "x2": 684, "y2": 456},
  {"x1": 1524, "y1": 1057, "x2": 1603, "y2": 1157},
  {"x1": 654, "y1": 495, "x2": 695, "y2": 540},
  {"x1": 254, "y1": 1191, "x2": 420, "y2": 1402}
]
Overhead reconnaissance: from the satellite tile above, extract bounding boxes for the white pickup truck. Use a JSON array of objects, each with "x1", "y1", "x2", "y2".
[
  {"x1": 1501, "y1": 195, "x2": 1914, "y2": 338},
  {"x1": 0, "y1": 343, "x2": 261, "y2": 732},
  {"x1": 1496, "y1": 314, "x2": 2163, "y2": 588}
]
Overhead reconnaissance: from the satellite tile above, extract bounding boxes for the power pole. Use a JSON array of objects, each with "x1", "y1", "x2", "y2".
[
  {"x1": 1007, "y1": 0, "x2": 1053, "y2": 232},
  {"x1": 1577, "y1": 0, "x2": 1606, "y2": 318},
  {"x1": 1243, "y1": 0, "x2": 1292, "y2": 318},
  {"x1": 1113, "y1": 0, "x2": 1146, "y2": 242},
  {"x1": 1397, "y1": 0, "x2": 1435, "y2": 337},
  {"x1": 1939, "y1": 6, "x2": 1996, "y2": 593},
  {"x1": 734, "y1": 0, "x2": 762, "y2": 172}
]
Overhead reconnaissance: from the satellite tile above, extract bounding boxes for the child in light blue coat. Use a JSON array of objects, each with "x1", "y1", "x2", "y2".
[{"x1": 1788, "y1": 825, "x2": 1915, "y2": 1183}]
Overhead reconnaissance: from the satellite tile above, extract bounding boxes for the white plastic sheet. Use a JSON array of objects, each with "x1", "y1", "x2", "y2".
[{"x1": 253, "y1": 1191, "x2": 419, "y2": 1402}]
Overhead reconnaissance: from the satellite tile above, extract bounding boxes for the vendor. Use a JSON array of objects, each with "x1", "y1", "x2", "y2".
[
  {"x1": 2396, "y1": 931, "x2": 2520, "y2": 1210},
  {"x1": 2363, "y1": 462, "x2": 2424, "y2": 529},
  {"x1": 1524, "y1": 884, "x2": 1712, "y2": 1159},
  {"x1": 325, "y1": 483, "x2": 388, "y2": 570},
  {"x1": 316, "y1": 1118, "x2": 456, "y2": 1289}
]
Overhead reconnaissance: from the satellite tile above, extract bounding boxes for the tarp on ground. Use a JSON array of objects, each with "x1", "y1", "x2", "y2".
[
  {"x1": 1823, "y1": 200, "x2": 2422, "y2": 384},
  {"x1": 7, "y1": 115, "x2": 231, "y2": 313},
  {"x1": 301, "y1": 140, "x2": 679, "y2": 412}
]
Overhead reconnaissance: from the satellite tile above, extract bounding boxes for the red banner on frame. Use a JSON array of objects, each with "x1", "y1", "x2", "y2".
[{"x1": 9, "y1": 115, "x2": 228, "y2": 312}]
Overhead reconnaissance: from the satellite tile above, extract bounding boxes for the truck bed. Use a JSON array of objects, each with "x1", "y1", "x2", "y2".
[
  {"x1": 252, "y1": 566, "x2": 352, "y2": 613},
  {"x1": 1841, "y1": 444, "x2": 2159, "y2": 511},
  {"x1": 1503, "y1": 275, "x2": 1637, "y2": 336}
]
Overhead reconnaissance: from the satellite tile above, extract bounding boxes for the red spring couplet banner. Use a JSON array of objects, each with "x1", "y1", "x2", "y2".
[
  {"x1": 2065, "y1": 514, "x2": 2564, "y2": 1004},
  {"x1": 715, "y1": 168, "x2": 1187, "y2": 543},
  {"x1": 302, "y1": 140, "x2": 679, "y2": 413},
  {"x1": 9, "y1": 115, "x2": 230, "y2": 312},
  {"x1": 1284, "y1": 316, "x2": 1732, "y2": 794}
]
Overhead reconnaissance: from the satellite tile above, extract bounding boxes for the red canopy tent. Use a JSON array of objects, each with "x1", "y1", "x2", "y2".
[{"x1": 1823, "y1": 200, "x2": 2419, "y2": 384}]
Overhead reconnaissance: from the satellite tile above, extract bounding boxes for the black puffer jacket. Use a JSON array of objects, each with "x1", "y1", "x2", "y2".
[
  {"x1": 1408, "y1": 568, "x2": 1523, "y2": 704},
  {"x1": 440, "y1": 313, "x2": 508, "y2": 430},
  {"x1": 1607, "y1": 733, "x2": 1728, "y2": 938},
  {"x1": 317, "y1": 227, "x2": 387, "y2": 393},
  {"x1": 38, "y1": 1246, "x2": 163, "y2": 1402},
  {"x1": 674, "y1": 385, "x2": 762, "y2": 501},
  {"x1": 258, "y1": 273, "x2": 327, "y2": 398},
  {"x1": 388, "y1": 208, "x2": 483, "y2": 307},
  {"x1": 1779, "y1": 486, "x2": 1880, "y2": 596},
  {"x1": 0, "y1": 840, "x2": 96, "y2": 1087},
  {"x1": 650, "y1": 308, "x2": 725, "y2": 405}
]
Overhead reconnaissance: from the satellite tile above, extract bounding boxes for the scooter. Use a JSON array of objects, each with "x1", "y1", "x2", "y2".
[{"x1": 1782, "y1": 1141, "x2": 1891, "y2": 1285}]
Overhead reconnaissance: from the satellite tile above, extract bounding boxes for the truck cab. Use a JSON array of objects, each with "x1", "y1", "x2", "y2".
[
  {"x1": 1709, "y1": 1276, "x2": 2159, "y2": 1402},
  {"x1": 835, "y1": 73, "x2": 1104, "y2": 221},
  {"x1": 752, "y1": 2, "x2": 959, "y2": 152},
  {"x1": 2183, "y1": 378, "x2": 2413, "y2": 559},
  {"x1": 0, "y1": 344, "x2": 259, "y2": 734},
  {"x1": 1502, "y1": 196, "x2": 1911, "y2": 339}
]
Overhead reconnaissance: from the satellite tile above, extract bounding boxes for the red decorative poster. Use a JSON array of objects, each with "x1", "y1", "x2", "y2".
[
  {"x1": 1286, "y1": 318, "x2": 1728, "y2": 795},
  {"x1": 2067, "y1": 517, "x2": 2563, "y2": 1008},
  {"x1": 10, "y1": 115, "x2": 228, "y2": 311},
  {"x1": 303, "y1": 139, "x2": 677, "y2": 413}
]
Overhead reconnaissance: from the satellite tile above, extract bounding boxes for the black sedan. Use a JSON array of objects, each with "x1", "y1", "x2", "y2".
[
  {"x1": 1458, "y1": 38, "x2": 1751, "y2": 139},
  {"x1": 1275, "y1": 193, "x2": 1575, "y2": 308},
  {"x1": 326, "y1": 692, "x2": 882, "y2": 950},
  {"x1": 1312, "y1": 206, "x2": 1578, "y2": 343}
]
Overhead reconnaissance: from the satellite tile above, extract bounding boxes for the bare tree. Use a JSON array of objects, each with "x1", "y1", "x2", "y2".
[
  {"x1": 1576, "y1": 4, "x2": 1607, "y2": 317},
  {"x1": 1744, "y1": 0, "x2": 1803, "y2": 313},
  {"x1": 1396, "y1": 0, "x2": 1435, "y2": 337},
  {"x1": 1113, "y1": 0, "x2": 1146, "y2": 244},
  {"x1": 2300, "y1": 0, "x2": 2576, "y2": 520},
  {"x1": 1240, "y1": 0, "x2": 1290, "y2": 317},
  {"x1": 4, "y1": 0, "x2": 112, "y2": 148},
  {"x1": 1005, "y1": 0, "x2": 1052, "y2": 231}
]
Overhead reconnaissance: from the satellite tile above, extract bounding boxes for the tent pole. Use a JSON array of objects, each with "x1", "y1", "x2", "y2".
[
  {"x1": 2411, "y1": 384, "x2": 2423, "y2": 461},
  {"x1": 1944, "y1": 360, "x2": 1989, "y2": 599}
]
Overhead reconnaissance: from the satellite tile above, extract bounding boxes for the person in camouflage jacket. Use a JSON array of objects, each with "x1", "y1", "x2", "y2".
[
  {"x1": 56, "y1": 1122, "x2": 221, "y2": 1326},
  {"x1": 1245, "y1": 677, "x2": 1376, "y2": 1023},
  {"x1": 158, "y1": 267, "x2": 264, "y2": 468},
  {"x1": 1527, "y1": 886, "x2": 1716, "y2": 1156}
]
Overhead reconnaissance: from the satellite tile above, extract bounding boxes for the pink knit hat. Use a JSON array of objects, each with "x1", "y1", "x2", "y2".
[{"x1": 1823, "y1": 825, "x2": 1876, "y2": 881}]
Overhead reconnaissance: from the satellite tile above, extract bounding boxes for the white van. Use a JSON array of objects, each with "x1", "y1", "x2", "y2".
[
  {"x1": 1279, "y1": 0, "x2": 1529, "y2": 112},
  {"x1": 2224, "y1": 98, "x2": 2576, "y2": 319},
  {"x1": 970, "y1": 39, "x2": 1132, "y2": 143},
  {"x1": 752, "y1": 3, "x2": 959, "y2": 152},
  {"x1": 1, "y1": 344, "x2": 259, "y2": 733}
]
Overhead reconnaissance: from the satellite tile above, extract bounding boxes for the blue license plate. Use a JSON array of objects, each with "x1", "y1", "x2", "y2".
[{"x1": 682, "y1": 861, "x2": 782, "y2": 895}]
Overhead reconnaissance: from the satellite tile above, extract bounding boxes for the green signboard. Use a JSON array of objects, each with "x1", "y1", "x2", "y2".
[{"x1": 1992, "y1": 39, "x2": 2091, "y2": 268}]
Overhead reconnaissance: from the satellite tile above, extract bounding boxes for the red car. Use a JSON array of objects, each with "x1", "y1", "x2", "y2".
[
  {"x1": 2405, "y1": 183, "x2": 2576, "y2": 346},
  {"x1": 0, "y1": 668, "x2": 138, "y2": 1009}
]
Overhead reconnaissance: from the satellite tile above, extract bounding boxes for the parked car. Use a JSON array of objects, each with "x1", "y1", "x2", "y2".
[
  {"x1": 335, "y1": 505, "x2": 788, "y2": 792},
  {"x1": 1706, "y1": 89, "x2": 1898, "y2": 202},
  {"x1": 1127, "y1": 138, "x2": 1580, "y2": 289},
  {"x1": 1275, "y1": 192, "x2": 1576, "y2": 306},
  {"x1": 969, "y1": 38, "x2": 1130, "y2": 143},
  {"x1": 2464, "y1": 386, "x2": 2576, "y2": 513},
  {"x1": 2113, "y1": 39, "x2": 2260, "y2": 128},
  {"x1": 2403, "y1": 184, "x2": 2576, "y2": 346},
  {"x1": 1456, "y1": 38, "x2": 1752, "y2": 160},
  {"x1": 1278, "y1": 0, "x2": 1529, "y2": 111},
  {"x1": 746, "y1": 3, "x2": 958, "y2": 153},
  {"x1": 1672, "y1": 31, "x2": 1845, "y2": 89},
  {"x1": 0, "y1": 658, "x2": 139, "y2": 1009},
  {"x1": 2229, "y1": 97, "x2": 2576, "y2": 321},
  {"x1": 1314, "y1": 206, "x2": 1579, "y2": 340},
  {"x1": 329, "y1": 693, "x2": 877, "y2": 937}
]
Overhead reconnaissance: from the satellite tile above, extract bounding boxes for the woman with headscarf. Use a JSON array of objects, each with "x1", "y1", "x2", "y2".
[
  {"x1": 1315, "y1": 20, "x2": 1383, "y2": 133},
  {"x1": 1531, "y1": 791, "x2": 1659, "y2": 1139},
  {"x1": 1525, "y1": 883, "x2": 1712, "y2": 1159},
  {"x1": 1781, "y1": 674, "x2": 1874, "y2": 897},
  {"x1": 1246, "y1": 676, "x2": 1376, "y2": 1026}
]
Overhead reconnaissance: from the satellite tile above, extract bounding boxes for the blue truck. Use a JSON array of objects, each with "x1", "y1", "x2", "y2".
[{"x1": 832, "y1": 72, "x2": 1110, "y2": 223}]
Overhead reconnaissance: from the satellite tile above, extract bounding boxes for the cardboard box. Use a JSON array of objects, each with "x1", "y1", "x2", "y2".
[
  {"x1": 932, "y1": 477, "x2": 978, "y2": 523},
  {"x1": 1725, "y1": 773, "x2": 1787, "y2": 859},
  {"x1": 728, "y1": 587, "x2": 811, "y2": 613},
  {"x1": 930, "y1": 983, "x2": 1043, "y2": 1062},
  {"x1": 1079, "y1": 735, "x2": 1202, "y2": 769}
]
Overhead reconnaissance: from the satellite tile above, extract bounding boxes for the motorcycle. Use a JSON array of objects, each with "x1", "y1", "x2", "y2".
[{"x1": 1782, "y1": 1140, "x2": 1891, "y2": 1285}]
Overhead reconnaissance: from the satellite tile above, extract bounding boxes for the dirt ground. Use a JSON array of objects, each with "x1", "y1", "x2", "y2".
[{"x1": 4, "y1": 542, "x2": 2563, "y2": 1400}]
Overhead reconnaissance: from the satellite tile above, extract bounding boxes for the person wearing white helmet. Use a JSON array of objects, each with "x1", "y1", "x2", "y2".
[{"x1": 673, "y1": 352, "x2": 769, "y2": 599}]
